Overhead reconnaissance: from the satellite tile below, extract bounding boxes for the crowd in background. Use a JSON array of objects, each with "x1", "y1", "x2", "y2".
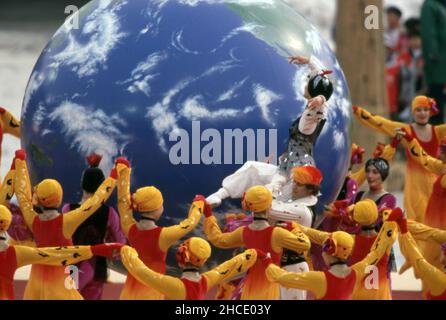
[{"x1": 384, "y1": 0, "x2": 446, "y2": 125}]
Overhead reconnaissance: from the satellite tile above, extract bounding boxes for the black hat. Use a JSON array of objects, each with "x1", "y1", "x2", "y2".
[
  {"x1": 405, "y1": 17, "x2": 421, "y2": 34},
  {"x1": 365, "y1": 158, "x2": 390, "y2": 181},
  {"x1": 308, "y1": 70, "x2": 334, "y2": 101},
  {"x1": 386, "y1": 6, "x2": 402, "y2": 17},
  {"x1": 81, "y1": 153, "x2": 105, "y2": 193}
]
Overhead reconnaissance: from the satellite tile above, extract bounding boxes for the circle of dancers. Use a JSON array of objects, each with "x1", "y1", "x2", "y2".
[{"x1": 1, "y1": 56, "x2": 446, "y2": 300}]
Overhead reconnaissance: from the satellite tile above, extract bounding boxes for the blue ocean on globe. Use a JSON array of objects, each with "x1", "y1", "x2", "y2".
[{"x1": 21, "y1": 0, "x2": 352, "y2": 269}]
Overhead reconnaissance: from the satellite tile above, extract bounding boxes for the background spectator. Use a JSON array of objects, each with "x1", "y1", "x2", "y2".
[{"x1": 420, "y1": 0, "x2": 446, "y2": 125}]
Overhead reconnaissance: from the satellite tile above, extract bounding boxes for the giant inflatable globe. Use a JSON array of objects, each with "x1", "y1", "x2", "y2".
[{"x1": 21, "y1": 0, "x2": 352, "y2": 269}]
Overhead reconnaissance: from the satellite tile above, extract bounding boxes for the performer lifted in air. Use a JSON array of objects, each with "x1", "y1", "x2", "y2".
[{"x1": 206, "y1": 56, "x2": 334, "y2": 208}]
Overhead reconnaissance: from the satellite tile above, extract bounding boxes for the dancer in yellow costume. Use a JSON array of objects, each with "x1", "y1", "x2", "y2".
[
  {"x1": 204, "y1": 185, "x2": 310, "y2": 300},
  {"x1": 13, "y1": 150, "x2": 117, "y2": 300},
  {"x1": 353, "y1": 96, "x2": 446, "y2": 222},
  {"x1": 0, "y1": 159, "x2": 36, "y2": 247},
  {"x1": 394, "y1": 214, "x2": 446, "y2": 299},
  {"x1": 324, "y1": 200, "x2": 396, "y2": 299},
  {"x1": 0, "y1": 204, "x2": 123, "y2": 300},
  {"x1": 397, "y1": 129, "x2": 446, "y2": 273},
  {"x1": 288, "y1": 202, "x2": 399, "y2": 299},
  {"x1": 116, "y1": 158, "x2": 203, "y2": 300},
  {"x1": 262, "y1": 208, "x2": 399, "y2": 300},
  {"x1": 0, "y1": 154, "x2": 35, "y2": 247},
  {"x1": 121, "y1": 237, "x2": 256, "y2": 300}
]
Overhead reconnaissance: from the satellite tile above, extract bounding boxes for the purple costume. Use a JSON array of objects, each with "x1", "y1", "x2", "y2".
[{"x1": 62, "y1": 203, "x2": 126, "y2": 300}]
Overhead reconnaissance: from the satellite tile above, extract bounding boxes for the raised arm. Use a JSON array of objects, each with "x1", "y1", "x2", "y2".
[
  {"x1": 63, "y1": 162, "x2": 120, "y2": 239},
  {"x1": 401, "y1": 131, "x2": 445, "y2": 176},
  {"x1": 352, "y1": 210, "x2": 399, "y2": 277},
  {"x1": 288, "y1": 55, "x2": 322, "y2": 79},
  {"x1": 0, "y1": 160, "x2": 15, "y2": 206},
  {"x1": 0, "y1": 107, "x2": 20, "y2": 138},
  {"x1": 352, "y1": 105, "x2": 409, "y2": 137},
  {"x1": 203, "y1": 215, "x2": 244, "y2": 249},
  {"x1": 398, "y1": 231, "x2": 446, "y2": 297},
  {"x1": 407, "y1": 220, "x2": 446, "y2": 244},
  {"x1": 116, "y1": 162, "x2": 136, "y2": 237},
  {"x1": 203, "y1": 249, "x2": 257, "y2": 289},
  {"x1": 351, "y1": 140, "x2": 398, "y2": 188},
  {"x1": 159, "y1": 196, "x2": 204, "y2": 252},
  {"x1": 120, "y1": 245, "x2": 185, "y2": 300},
  {"x1": 13, "y1": 151, "x2": 37, "y2": 230}
]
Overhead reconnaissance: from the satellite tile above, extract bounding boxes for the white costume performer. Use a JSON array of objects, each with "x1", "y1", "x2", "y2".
[
  {"x1": 206, "y1": 161, "x2": 318, "y2": 300},
  {"x1": 207, "y1": 56, "x2": 333, "y2": 300}
]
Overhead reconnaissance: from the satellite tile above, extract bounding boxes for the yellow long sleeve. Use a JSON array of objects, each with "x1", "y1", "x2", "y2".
[
  {"x1": 352, "y1": 221, "x2": 398, "y2": 278},
  {"x1": 398, "y1": 232, "x2": 446, "y2": 297},
  {"x1": 353, "y1": 105, "x2": 410, "y2": 137},
  {"x1": 271, "y1": 226, "x2": 311, "y2": 254},
  {"x1": 0, "y1": 109, "x2": 20, "y2": 138},
  {"x1": 265, "y1": 264, "x2": 326, "y2": 299},
  {"x1": 350, "y1": 169, "x2": 366, "y2": 188},
  {"x1": 120, "y1": 245, "x2": 186, "y2": 300},
  {"x1": 159, "y1": 200, "x2": 203, "y2": 252},
  {"x1": 203, "y1": 216, "x2": 245, "y2": 249},
  {"x1": 63, "y1": 177, "x2": 116, "y2": 239},
  {"x1": 299, "y1": 225, "x2": 331, "y2": 246},
  {"x1": 14, "y1": 159, "x2": 37, "y2": 229},
  {"x1": 203, "y1": 249, "x2": 257, "y2": 289},
  {"x1": 407, "y1": 220, "x2": 446, "y2": 244},
  {"x1": 405, "y1": 139, "x2": 446, "y2": 176},
  {"x1": 0, "y1": 168, "x2": 15, "y2": 206},
  {"x1": 14, "y1": 245, "x2": 94, "y2": 268},
  {"x1": 117, "y1": 166, "x2": 135, "y2": 237},
  {"x1": 434, "y1": 124, "x2": 446, "y2": 142}
]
